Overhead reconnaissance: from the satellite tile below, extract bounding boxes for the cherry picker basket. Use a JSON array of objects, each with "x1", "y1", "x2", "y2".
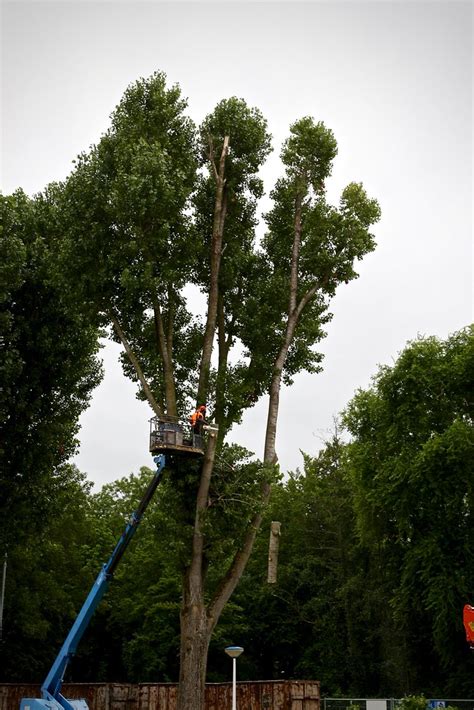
[{"x1": 149, "y1": 414, "x2": 205, "y2": 457}]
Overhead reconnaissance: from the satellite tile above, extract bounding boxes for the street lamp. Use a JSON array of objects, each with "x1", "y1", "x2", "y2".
[
  {"x1": 0, "y1": 552, "x2": 7, "y2": 642},
  {"x1": 225, "y1": 645, "x2": 244, "y2": 710}
]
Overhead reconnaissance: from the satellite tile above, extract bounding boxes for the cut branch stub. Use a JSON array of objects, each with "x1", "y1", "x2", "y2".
[{"x1": 267, "y1": 521, "x2": 281, "y2": 584}]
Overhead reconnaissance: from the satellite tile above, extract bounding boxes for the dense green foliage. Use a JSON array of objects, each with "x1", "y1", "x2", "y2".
[
  {"x1": 0, "y1": 188, "x2": 101, "y2": 678},
  {"x1": 2, "y1": 329, "x2": 473, "y2": 695},
  {"x1": 343, "y1": 326, "x2": 474, "y2": 695},
  {"x1": 0, "y1": 465, "x2": 97, "y2": 680},
  {"x1": 0, "y1": 189, "x2": 101, "y2": 546}
]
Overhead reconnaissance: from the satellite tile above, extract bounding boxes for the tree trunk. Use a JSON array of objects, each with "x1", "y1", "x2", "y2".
[
  {"x1": 289, "y1": 193, "x2": 303, "y2": 315},
  {"x1": 177, "y1": 597, "x2": 210, "y2": 710},
  {"x1": 176, "y1": 432, "x2": 218, "y2": 710}
]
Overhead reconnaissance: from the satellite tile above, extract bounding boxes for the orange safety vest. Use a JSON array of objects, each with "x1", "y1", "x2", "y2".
[{"x1": 189, "y1": 410, "x2": 204, "y2": 426}]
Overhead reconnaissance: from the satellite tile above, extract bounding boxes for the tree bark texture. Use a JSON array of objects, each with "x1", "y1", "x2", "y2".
[
  {"x1": 177, "y1": 597, "x2": 210, "y2": 710},
  {"x1": 267, "y1": 521, "x2": 281, "y2": 584}
]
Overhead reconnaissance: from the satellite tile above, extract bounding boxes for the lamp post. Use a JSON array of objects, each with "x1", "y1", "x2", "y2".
[
  {"x1": 225, "y1": 646, "x2": 243, "y2": 710},
  {"x1": 0, "y1": 552, "x2": 7, "y2": 642}
]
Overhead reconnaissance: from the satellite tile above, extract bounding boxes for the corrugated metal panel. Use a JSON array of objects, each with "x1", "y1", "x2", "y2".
[
  {"x1": 0, "y1": 679, "x2": 319, "y2": 710},
  {"x1": 304, "y1": 682, "x2": 320, "y2": 710},
  {"x1": 272, "y1": 681, "x2": 288, "y2": 709},
  {"x1": 63, "y1": 683, "x2": 109, "y2": 710},
  {"x1": 292, "y1": 681, "x2": 305, "y2": 699},
  {"x1": 0, "y1": 685, "x2": 40, "y2": 710},
  {"x1": 205, "y1": 683, "x2": 219, "y2": 710}
]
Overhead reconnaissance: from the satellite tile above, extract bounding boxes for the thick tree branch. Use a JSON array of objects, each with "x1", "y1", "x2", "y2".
[
  {"x1": 197, "y1": 135, "x2": 230, "y2": 405},
  {"x1": 166, "y1": 285, "x2": 175, "y2": 363},
  {"x1": 289, "y1": 192, "x2": 303, "y2": 316},
  {"x1": 109, "y1": 310, "x2": 163, "y2": 417},
  {"x1": 188, "y1": 430, "x2": 218, "y2": 594},
  {"x1": 207, "y1": 480, "x2": 271, "y2": 631},
  {"x1": 264, "y1": 270, "x2": 332, "y2": 463},
  {"x1": 152, "y1": 295, "x2": 177, "y2": 415},
  {"x1": 215, "y1": 294, "x2": 228, "y2": 436},
  {"x1": 263, "y1": 331, "x2": 294, "y2": 464}
]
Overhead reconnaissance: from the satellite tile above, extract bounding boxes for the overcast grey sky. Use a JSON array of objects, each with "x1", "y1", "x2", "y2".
[{"x1": 2, "y1": 1, "x2": 472, "y2": 487}]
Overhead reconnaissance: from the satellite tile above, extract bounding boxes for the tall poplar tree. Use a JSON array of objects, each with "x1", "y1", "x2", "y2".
[{"x1": 60, "y1": 73, "x2": 380, "y2": 709}]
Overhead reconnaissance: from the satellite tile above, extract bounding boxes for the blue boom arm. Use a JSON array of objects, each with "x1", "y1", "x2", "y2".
[{"x1": 21, "y1": 455, "x2": 166, "y2": 710}]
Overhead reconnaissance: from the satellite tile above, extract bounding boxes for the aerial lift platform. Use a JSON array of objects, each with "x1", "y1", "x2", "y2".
[
  {"x1": 149, "y1": 415, "x2": 205, "y2": 458},
  {"x1": 20, "y1": 415, "x2": 216, "y2": 710}
]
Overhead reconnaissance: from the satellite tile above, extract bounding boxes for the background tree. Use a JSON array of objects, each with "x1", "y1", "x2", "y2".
[
  {"x1": 0, "y1": 464, "x2": 97, "y2": 681},
  {"x1": 0, "y1": 188, "x2": 101, "y2": 551},
  {"x1": 0, "y1": 187, "x2": 102, "y2": 681},
  {"x1": 343, "y1": 326, "x2": 474, "y2": 695},
  {"x1": 229, "y1": 433, "x2": 375, "y2": 695}
]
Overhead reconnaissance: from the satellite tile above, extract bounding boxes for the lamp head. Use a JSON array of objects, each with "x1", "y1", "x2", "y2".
[{"x1": 225, "y1": 645, "x2": 244, "y2": 658}]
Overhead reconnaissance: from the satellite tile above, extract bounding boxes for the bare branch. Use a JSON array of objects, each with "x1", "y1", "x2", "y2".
[
  {"x1": 206, "y1": 479, "x2": 271, "y2": 630},
  {"x1": 109, "y1": 310, "x2": 162, "y2": 417}
]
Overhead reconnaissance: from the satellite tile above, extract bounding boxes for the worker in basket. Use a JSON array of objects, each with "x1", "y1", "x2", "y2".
[{"x1": 189, "y1": 404, "x2": 207, "y2": 437}]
